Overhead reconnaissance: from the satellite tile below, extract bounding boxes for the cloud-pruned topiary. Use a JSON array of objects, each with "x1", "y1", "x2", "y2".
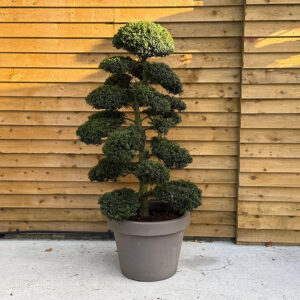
[
  {"x1": 99, "y1": 188, "x2": 140, "y2": 221},
  {"x1": 113, "y1": 21, "x2": 174, "y2": 59},
  {"x1": 153, "y1": 180, "x2": 202, "y2": 214},
  {"x1": 77, "y1": 21, "x2": 202, "y2": 220}
]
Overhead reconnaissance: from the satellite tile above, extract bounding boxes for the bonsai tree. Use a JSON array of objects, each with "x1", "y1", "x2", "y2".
[{"x1": 77, "y1": 21, "x2": 202, "y2": 221}]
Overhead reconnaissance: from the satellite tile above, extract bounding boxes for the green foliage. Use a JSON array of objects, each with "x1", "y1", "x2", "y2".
[
  {"x1": 86, "y1": 85, "x2": 129, "y2": 110},
  {"x1": 89, "y1": 158, "x2": 134, "y2": 182},
  {"x1": 113, "y1": 21, "x2": 174, "y2": 59},
  {"x1": 150, "y1": 111, "x2": 181, "y2": 135},
  {"x1": 153, "y1": 180, "x2": 202, "y2": 214},
  {"x1": 100, "y1": 56, "x2": 143, "y2": 80},
  {"x1": 151, "y1": 137, "x2": 192, "y2": 169},
  {"x1": 103, "y1": 125, "x2": 145, "y2": 163},
  {"x1": 134, "y1": 160, "x2": 169, "y2": 184},
  {"x1": 145, "y1": 62, "x2": 183, "y2": 95},
  {"x1": 104, "y1": 73, "x2": 132, "y2": 89},
  {"x1": 76, "y1": 110, "x2": 125, "y2": 145},
  {"x1": 131, "y1": 82, "x2": 171, "y2": 115},
  {"x1": 167, "y1": 95, "x2": 186, "y2": 111},
  {"x1": 99, "y1": 188, "x2": 140, "y2": 221}
]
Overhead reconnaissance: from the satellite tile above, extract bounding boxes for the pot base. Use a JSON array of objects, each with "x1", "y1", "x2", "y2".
[{"x1": 109, "y1": 212, "x2": 190, "y2": 282}]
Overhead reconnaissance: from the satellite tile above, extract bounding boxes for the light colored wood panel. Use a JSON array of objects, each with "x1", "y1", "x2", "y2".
[
  {"x1": 0, "y1": 112, "x2": 239, "y2": 127},
  {"x1": 0, "y1": 22, "x2": 242, "y2": 38},
  {"x1": 0, "y1": 83, "x2": 240, "y2": 98},
  {"x1": 0, "y1": 38, "x2": 242, "y2": 53},
  {"x1": 244, "y1": 53, "x2": 300, "y2": 68},
  {"x1": 0, "y1": 208, "x2": 106, "y2": 222},
  {"x1": 0, "y1": 140, "x2": 238, "y2": 155},
  {"x1": 0, "y1": 0, "x2": 243, "y2": 7},
  {"x1": 238, "y1": 186, "x2": 300, "y2": 202},
  {"x1": 0, "y1": 126, "x2": 238, "y2": 142},
  {"x1": 0, "y1": 181, "x2": 236, "y2": 197},
  {"x1": 185, "y1": 224, "x2": 235, "y2": 237},
  {"x1": 240, "y1": 158, "x2": 300, "y2": 173},
  {"x1": 0, "y1": 97, "x2": 240, "y2": 113},
  {"x1": 238, "y1": 215, "x2": 300, "y2": 230},
  {"x1": 237, "y1": 229, "x2": 300, "y2": 244},
  {"x1": 241, "y1": 115, "x2": 300, "y2": 129},
  {"x1": 191, "y1": 211, "x2": 235, "y2": 225},
  {"x1": 242, "y1": 85, "x2": 300, "y2": 99},
  {"x1": 0, "y1": 53, "x2": 242, "y2": 68},
  {"x1": 0, "y1": 168, "x2": 237, "y2": 184},
  {"x1": 239, "y1": 201, "x2": 300, "y2": 217},
  {"x1": 242, "y1": 100, "x2": 300, "y2": 114},
  {"x1": 240, "y1": 144, "x2": 300, "y2": 158},
  {"x1": 239, "y1": 172, "x2": 300, "y2": 187},
  {"x1": 245, "y1": 21, "x2": 300, "y2": 37},
  {"x1": 0, "y1": 154, "x2": 237, "y2": 170},
  {"x1": 0, "y1": 195, "x2": 235, "y2": 211},
  {"x1": 0, "y1": 221, "x2": 108, "y2": 233},
  {"x1": 0, "y1": 7, "x2": 242, "y2": 22},
  {"x1": 247, "y1": 0, "x2": 300, "y2": 4},
  {"x1": 0, "y1": 194, "x2": 100, "y2": 208},
  {"x1": 0, "y1": 83, "x2": 241, "y2": 98},
  {"x1": 243, "y1": 69, "x2": 300, "y2": 84},
  {"x1": 0, "y1": 68, "x2": 240, "y2": 83},
  {"x1": 246, "y1": 5, "x2": 300, "y2": 21},
  {"x1": 240, "y1": 129, "x2": 300, "y2": 143}
]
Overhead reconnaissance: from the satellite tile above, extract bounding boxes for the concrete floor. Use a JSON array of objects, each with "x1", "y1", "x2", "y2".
[{"x1": 0, "y1": 240, "x2": 299, "y2": 300}]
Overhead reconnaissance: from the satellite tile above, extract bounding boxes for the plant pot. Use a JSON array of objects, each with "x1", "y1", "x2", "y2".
[{"x1": 108, "y1": 211, "x2": 190, "y2": 282}]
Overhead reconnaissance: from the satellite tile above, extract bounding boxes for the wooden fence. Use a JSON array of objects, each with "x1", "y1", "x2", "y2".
[{"x1": 0, "y1": 0, "x2": 299, "y2": 244}]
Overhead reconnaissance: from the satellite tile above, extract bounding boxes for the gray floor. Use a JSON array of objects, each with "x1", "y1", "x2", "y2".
[{"x1": 0, "y1": 239, "x2": 299, "y2": 300}]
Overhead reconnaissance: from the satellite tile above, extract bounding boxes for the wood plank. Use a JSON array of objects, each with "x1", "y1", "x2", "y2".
[
  {"x1": 0, "y1": 168, "x2": 238, "y2": 183},
  {"x1": 246, "y1": 5, "x2": 300, "y2": 21},
  {"x1": 239, "y1": 172, "x2": 300, "y2": 187},
  {"x1": 0, "y1": 53, "x2": 242, "y2": 68},
  {"x1": 0, "y1": 195, "x2": 235, "y2": 211},
  {"x1": 191, "y1": 211, "x2": 235, "y2": 225},
  {"x1": 0, "y1": 126, "x2": 239, "y2": 142},
  {"x1": 245, "y1": 21, "x2": 300, "y2": 37},
  {"x1": 241, "y1": 115, "x2": 300, "y2": 129},
  {"x1": 242, "y1": 84, "x2": 300, "y2": 99},
  {"x1": 0, "y1": 154, "x2": 238, "y2": 170},
  {"x1": 0, "y1": 181, "x2": 236, "y2": 198},
  {"x1": 237, "y1": 229, "x2": 300, "y2": 244},
  {"x1": 240, "y1": 129, "x2": 300, "y2": 143},
  {"x1": 0, "y1": 140, "x2": 238, "y2": 155},
  {"x1": 244, "y1": 53, "x2": 300, "y2": 68},
  {"x1": 246, "y1": 0, "x2": 300, "y2": 4},
  {"x1": 0, "y1": 97, "x2": 240, "y2": 113},
  {"x1": 243, "y1": 69, "x2": 300, "y2": 84},
  {"x1": 240, "y1": 158, "x2": 300, "y2": 172},
  {"x1": 185, "y1": 224, "x2": 235, "y2": 237},
  {"x1": 238, "y1": 201, "x2": 300, "y2": 217},
  {"x1": 0, "y1": 7, "x2": 243, "y2": 22},
  {"x1": 0, "y1": 38, "x2": 242, "y2": 53},
  {"x1": 238, "y1": 215, "x2": 300, "y2": 230},
  {"x1": 0, "y1": 0, "x2": 243, "y2": 7},
  {"x1": 0, "y1": 221, "x2": 108, "y2": 233},
  {"x1": 242, "y1": 100, "x2": 300, "y2": 114},
  {"x1": 0, "y1": 83, "x2": 240, "y2": 98},
  {"x1": 0, "y1": 112, "x2": 239, "y2": 127},
  {"x1": 240, "y1": 144, "x2": 300, "y2": 158},
  {"x1": 0, "y1": 208, "x2": 106, "y2": 222},
  {"x1": 238, "y1": 186, "x2": 300, "y2": 202},
  {"x1": 0, "y1": 22, "x2": 243, "y2": 38},
  {"x1": 0, "y1": 68, "x2": 240, "y2": 83}
]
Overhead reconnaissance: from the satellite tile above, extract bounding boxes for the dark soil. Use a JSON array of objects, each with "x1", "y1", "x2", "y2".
[{"x1": 129, "y1": 210, "x2": 181, "y2": 222}]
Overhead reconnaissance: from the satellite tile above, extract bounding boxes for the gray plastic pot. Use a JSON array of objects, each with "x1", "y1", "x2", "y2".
[{"x1": 108, "y1": 212, "x2": 190, "y2": 282}]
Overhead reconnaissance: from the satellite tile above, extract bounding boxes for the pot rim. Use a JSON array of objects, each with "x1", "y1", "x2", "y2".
[{"x1": 108, "y1": 211, "x2": 190, "y2": 237}]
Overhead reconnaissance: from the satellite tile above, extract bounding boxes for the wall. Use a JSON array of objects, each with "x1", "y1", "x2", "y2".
[
  {"x1": 0, "y1": 0, "x2": 243, "y2": 237},
  {"x1": 237, "y1": 0, "x2": 300, "y2": 244}
]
